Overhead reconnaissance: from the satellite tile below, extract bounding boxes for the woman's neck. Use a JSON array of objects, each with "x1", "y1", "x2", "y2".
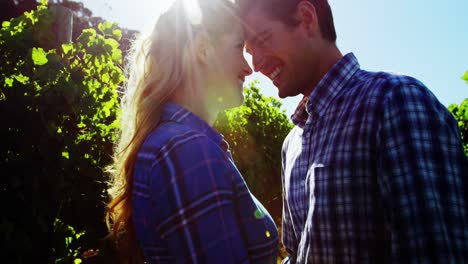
[{"x1": 169, "y1": 85, "x2": 219, "y2": 126}]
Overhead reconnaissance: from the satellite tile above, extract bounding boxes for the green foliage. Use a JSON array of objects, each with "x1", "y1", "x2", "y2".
[
  {"x1": 53, "y1": 217, "x2": 85, "y2": 264},
  {"x1": 214, "y1": 81, "x2": 293, "y2": 219},
  {"x1": 0, "y1": 2, "x2": 123, "y2": 263},
  {"x1": 448, "y1": 70, "x2": 468, "y2": 156},
  {"x1": 449, "y1": 98, "x2": 468, "y2": 155},
  {"x1": 32, "y1": 47, "x2": 48, "y2": 65},
  {"x1": 463, "y1": 70, "x2": 468, "y2": 84}
]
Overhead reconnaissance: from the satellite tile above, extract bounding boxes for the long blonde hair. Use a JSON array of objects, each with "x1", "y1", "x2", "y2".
[{"x1": 105, "y1": 0, "x2": 238, "y2": 262}]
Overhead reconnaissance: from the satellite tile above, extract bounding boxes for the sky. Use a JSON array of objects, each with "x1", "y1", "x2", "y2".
[{"x1": 78, "y1": 0, "x2": 468, "y2": 117}]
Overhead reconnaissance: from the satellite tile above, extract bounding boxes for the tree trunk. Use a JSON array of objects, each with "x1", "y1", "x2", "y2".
[{"x1": 50, "y1": 5, "x2": 73, "y2": 47}]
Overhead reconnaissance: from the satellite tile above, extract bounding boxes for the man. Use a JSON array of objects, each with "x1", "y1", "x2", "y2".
[{"x1": 237, "y1": 0, "x2": 468, "y2": 263}]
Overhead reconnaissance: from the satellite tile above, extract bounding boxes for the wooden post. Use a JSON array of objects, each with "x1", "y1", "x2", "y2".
[{"x1": 50, "y1": 5, "x2": 73, "y2": 47}]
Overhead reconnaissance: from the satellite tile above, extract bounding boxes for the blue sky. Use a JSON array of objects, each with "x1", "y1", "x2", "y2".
[{"x1": 79, "y1": 0, "x2": 468, "y2": 116}]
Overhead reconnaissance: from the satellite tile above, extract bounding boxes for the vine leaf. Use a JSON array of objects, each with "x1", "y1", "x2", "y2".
[{"x1": 32, "y1": 47, "x2": 48, "y2": 65}]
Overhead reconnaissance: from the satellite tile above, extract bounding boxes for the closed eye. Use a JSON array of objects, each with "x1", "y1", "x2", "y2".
[{"x1": 258, "y1": 33, "x2": 271, "y2": 47}]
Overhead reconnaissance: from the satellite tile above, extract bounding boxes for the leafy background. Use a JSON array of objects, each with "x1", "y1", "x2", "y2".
[{"x1": 0, "y1": 1, "x2": 466, "y2": 263}]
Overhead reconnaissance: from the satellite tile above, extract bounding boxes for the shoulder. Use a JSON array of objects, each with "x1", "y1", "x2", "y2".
[
  {"x1": 368, "y1": 73, "x2": 459, "y2": 136},
  {"x1": 352, "y1": 70, "x2": 424, "y2": 94},
  {"x1": 135, "y1": 121, "x2": 235, "y2": 196},
  {"x1": 137, "y1": 121, "x2": 226, "y2": 172},
  {"x1": 369, "y1": 73, "x2": 447, "y2": 117},
  {"x1": 355, "y1": 70, "x2": 430, "y2": 98},
  {"x1": 349, "y1": 70, "x2": 444, "y2": 113},
  {"x1": 146, "y1": 121, "x2": 203, "y2": 147}
]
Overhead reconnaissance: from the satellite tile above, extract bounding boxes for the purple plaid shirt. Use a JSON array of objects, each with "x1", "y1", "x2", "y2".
[
  {"x1": 282, "y1": 53, "x2": 468, "y2": 263},
  {"x1": 133, "y1": 103, "x2": 278, "y2": 263}
]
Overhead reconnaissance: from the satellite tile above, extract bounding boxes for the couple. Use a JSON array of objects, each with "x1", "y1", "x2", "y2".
[{"x1": 106, "y1": 0, "x2": 468, "y2": 263}]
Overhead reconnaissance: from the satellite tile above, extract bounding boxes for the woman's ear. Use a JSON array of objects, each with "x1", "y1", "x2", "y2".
[
  {"x1": 296, "y1": 1, "x2": 319, "y2": 37},
  {"x1": 192, "y1": 31, "x2": 212, "y2": 65}
]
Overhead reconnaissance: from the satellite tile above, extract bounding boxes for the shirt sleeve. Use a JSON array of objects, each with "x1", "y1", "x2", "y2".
[
  {"x1": 377, "y1": 83, "x2": 468, "y2": 263},
  {"x1": 134, "y1": 133, "x2": 251, "y2": 263}
]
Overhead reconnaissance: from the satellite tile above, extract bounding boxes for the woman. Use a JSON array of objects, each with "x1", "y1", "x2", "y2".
[{"x1": 105, "y1": 0, "x2": 278, "y2": 263}]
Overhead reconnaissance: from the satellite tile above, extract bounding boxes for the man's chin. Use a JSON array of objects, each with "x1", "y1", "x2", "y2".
[
  {"x1": 276, "y1": 81, "x2": 290, "y2": 98},
  {"x1": 277, "y1": 88, "x2": 289, "y2": 98},
  {"x1": 277, "y1": 83, "x2": 302, "y2": 98}
]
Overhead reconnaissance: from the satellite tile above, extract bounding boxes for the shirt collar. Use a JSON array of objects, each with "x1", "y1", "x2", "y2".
[
  {"x1": 291, "y1": 53, "x2": 360, "y2": 128},
  {"x1": 290, "y1": 96, "x2": 309, "y2": 128},
  {"x1": 161, "y1": 102, "x2": 225, "y2": 147}
]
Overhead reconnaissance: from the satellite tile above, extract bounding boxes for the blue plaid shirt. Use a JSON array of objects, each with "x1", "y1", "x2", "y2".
[
  {"x1": 281, "y1": 53, "x2": 468, "y2": 263},
  {"x1": 133, "y1": 103, "x2": 278, "y2": 263}
]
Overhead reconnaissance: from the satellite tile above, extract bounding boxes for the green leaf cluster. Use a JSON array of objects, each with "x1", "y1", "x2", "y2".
[
  {"x1": 462, "y1": 70, "x2": 468, "y2": 84},
  {"x1": 447, "y1": 70, "x2": 468, "y2": 156},
  {"x1": 0, "y1": 2, "x2": 123, "y2": 263},
  {"x1": 214, "y1": 81, "x2": 293, "y2": 219},
  {"x1": 53, "y1": 217, "x2": 85, "y2": 264},
  {"x1": 449, "y1": 98, "x2": 468, "y2": 155}
]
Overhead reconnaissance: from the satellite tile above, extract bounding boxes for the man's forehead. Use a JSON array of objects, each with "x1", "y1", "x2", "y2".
[
  {"x1": 240, "y1": 7, "x2": 271, "y2": 39},
  {"x1": 241, "y1": 3, "x2": 268, "y2": 21},
  {"x1": 236, "y1": 0, "x2": 261, "y2": 12}
]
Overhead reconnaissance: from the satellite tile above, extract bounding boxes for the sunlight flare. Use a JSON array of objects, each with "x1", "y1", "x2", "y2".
[{"x1": 183, "y1": 0, "x2": 202, "y2": 25}]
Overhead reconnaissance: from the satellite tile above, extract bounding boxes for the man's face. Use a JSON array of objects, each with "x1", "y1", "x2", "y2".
[{"x1": 243, "y1": 6, "x2": 316, "y2": 98}]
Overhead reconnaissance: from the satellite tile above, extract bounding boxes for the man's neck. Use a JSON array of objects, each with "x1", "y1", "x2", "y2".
[{"x1": 303, "y1": 46, "x2": 343, "y2": 96}]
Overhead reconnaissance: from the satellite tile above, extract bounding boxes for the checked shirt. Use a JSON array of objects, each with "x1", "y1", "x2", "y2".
[
  {"x1": 133, "y1": 103, "x2": 278, "y2": 263},
  {"x1": 281, "y1": 53, "x2": 468, "y2": 263}
]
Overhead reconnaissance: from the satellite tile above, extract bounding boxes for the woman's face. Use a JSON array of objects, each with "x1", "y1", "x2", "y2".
[{"x1": 205, "y1": 22, "x2": 253, "y2": 109}]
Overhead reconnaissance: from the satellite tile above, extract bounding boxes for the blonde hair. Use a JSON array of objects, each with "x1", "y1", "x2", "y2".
[{"x1": 105, "y1": 0, "x2": 238, "y2": 262}]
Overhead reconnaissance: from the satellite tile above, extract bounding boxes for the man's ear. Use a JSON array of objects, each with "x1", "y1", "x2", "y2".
[
  {"x1": 193, "y1": 31, "x2": 211, "y2": 65},
  {"x1": 296, "y1": 1, "x2": 319, "y2": 37}
]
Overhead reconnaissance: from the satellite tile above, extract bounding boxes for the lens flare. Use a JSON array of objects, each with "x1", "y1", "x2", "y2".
[
  {"x1": 254, "y1": 208, "x2": 266, "y2": 219},
  {"x1": 182, "y1": 0, "x2": 202, "y2": 25}
]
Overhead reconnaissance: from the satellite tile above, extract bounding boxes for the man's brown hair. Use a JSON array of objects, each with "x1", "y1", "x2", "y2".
[{"x1": 237, "y1": 0, "x2": 337, "y2": 43}]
